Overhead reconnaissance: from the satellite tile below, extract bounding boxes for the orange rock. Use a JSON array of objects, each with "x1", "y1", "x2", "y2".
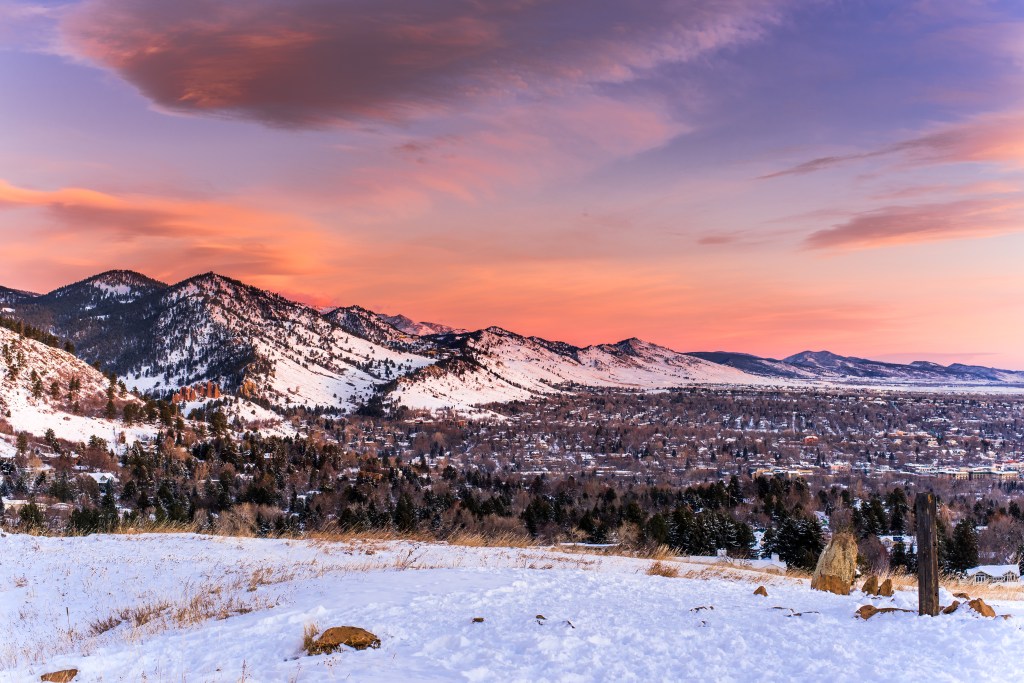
[
  {"x1": 877, "y1": 578, "x2": 894, "y2": 597},
  {"x1": 307, "y1": 626, "x2": 381, "y2": 655},
  {"x1": 856, "y1": 605, "x2": 879, "y2": 620},
  {"x1": 856, "y1": 605, "x2": 913, "y2": 620},
  {"x1": 968, "y1": 598, "x2": 996, "y2": 618},
  {"x1": 754, "y1": 586, "x2": 768, "y2": 597},
  {"x1": 812, "y1": 574, "x2": 851, "y2": 596},
  {"x1": 942, "y1": 601, "x2": 960, "y2": 615},
  {"x1": 40, "y1": 671, "x2": 78, "y2": 683},
  {"x1": 861, "y1": 575, "x2": 879, "y2": 595}
]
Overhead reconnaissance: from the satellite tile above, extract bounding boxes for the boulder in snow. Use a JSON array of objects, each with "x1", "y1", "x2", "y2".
[
  {"x1": 856, "y1": 605, "x2": 913, "y2": 620},
  {"x1": 811, "y1": 532, "x2": 857, "y2": 595},
  {"x1": 307, "y1": 626, "x2": 381, "y2": 654},
  {"x1": 40, "y1": 670, "x2": 78, "y2": 682},
  {"x1": 968, "y1": 598, "x2": 996, "y2": 618}
]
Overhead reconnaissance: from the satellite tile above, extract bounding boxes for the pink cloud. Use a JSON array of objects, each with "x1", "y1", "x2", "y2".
[
  {"x1": 60, "y1": 0, "x2": 789, "y2": 127},
  {"x1": 804, "y1": 197, "x2": 1024, "y2": 250}
]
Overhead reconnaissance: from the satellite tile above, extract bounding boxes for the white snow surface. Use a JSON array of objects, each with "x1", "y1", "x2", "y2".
[{"x1": 2, "y1": 533, "x2": 1023, "y2": 682}]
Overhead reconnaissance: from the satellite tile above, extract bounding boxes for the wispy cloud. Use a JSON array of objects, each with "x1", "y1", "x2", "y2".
[
  {"x1": 762, "y1": 111, "x2": 1024, "y2": 179},
  {"x1": 0, "y1": 2, "x2": 63, "y2": 51},
  {"x1": 0, "y1": 178, "x2": 334, "y2": 276},
  {"x1": 804, "y1": 197, "x2": 1024, "y2": 250}
]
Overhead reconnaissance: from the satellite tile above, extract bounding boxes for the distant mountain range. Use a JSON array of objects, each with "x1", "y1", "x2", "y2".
[{"x1": 1, "y1": 270, "x2": 1022, "y2": 413}]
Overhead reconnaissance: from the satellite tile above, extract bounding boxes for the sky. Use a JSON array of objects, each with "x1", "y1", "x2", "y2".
[{"x1": 1, "y1": 0, "x2": 1023, "y2": 367}]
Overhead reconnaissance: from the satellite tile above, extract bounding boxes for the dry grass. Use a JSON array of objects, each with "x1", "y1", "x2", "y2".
[
  {"x1": 86, "y1": 581, "x2": 276, "y2": 645},
  {"x1": 46, "y1": 517, "x2": 541, "y2": 552},
  {"x1": 111, "y1": 520, "x2": 205, "y2": 536},
  {"x1": 646, "y1": 561, "x2": 680, "y2": 578},
  {"x1": 301, "y1": 623, "x2": 320, "y2": 654},
  {"x1": 87, "y1": 614, "x2": 124, "y2": 637},
  {"x1": 444, "y1": 530, "x2": 536, "y2": 548}
]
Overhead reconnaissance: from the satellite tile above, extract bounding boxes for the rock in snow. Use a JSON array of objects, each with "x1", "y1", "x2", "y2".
[
  {"x1": 810, "y1": 531, "x2": 858, "y2": 596},
  {"x1": 307, "y1": 626, "x2": 381, "y2": 654}
]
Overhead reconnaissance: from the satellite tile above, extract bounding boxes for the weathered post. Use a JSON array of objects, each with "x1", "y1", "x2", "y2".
[{"x1": 916, "y1": 492, "x2": 939, "y2": 616}]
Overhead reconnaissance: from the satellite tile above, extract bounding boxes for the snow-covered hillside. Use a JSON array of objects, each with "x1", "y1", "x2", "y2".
[
  {"x1": 393, "y1": 329, "x2": 776, "y2": 411},
  {"x1": 380, "y1": 312, "x2": 464, "y2": 336},
  {"x1": 2, "y1": 533, "x2": 1023, "y2": 681},
  {"x1": 0, "y1": 327, "x2": 151, "y2": 443},
  {"x1": 326, "y1": 305, "x2": 437, "y2": 354}
]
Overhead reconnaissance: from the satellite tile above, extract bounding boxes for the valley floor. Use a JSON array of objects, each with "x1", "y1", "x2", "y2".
[{"x1": 1, "y1": 533, "x2": 1022, "y2": 682}]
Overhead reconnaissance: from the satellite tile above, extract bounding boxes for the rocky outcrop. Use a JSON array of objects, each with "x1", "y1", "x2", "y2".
[{"x1": 171, "y1": 381, "x2": 222, "y2": 403}]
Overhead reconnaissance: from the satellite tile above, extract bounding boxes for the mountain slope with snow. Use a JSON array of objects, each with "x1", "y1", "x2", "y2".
[
  {"x1": 120, "y1": 274, "x2": 436, "y2": 410},
  {"x1": 392, "y1": 328, "x2": 778, "y2": 410},
  {"x1": 380, "y1": 312, "x2": 464, "y2": 336},
  {"x1": 0, "y1": 326, "x2": 150, "y2": 443},
  {"x1": 326, "y1": 305, "x2": 439, "y2": 355},
  {"x1": 2, "y1": 533, "x2": 1023, "y2": 682}
]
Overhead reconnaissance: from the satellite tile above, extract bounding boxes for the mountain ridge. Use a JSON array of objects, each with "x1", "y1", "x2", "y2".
[{"x1": 1, "y1": 270, "x2": 1022, "y2": 413}]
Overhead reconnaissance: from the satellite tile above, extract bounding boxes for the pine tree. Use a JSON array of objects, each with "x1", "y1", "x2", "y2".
[
  {"x1": 394, "y1": 493, "x2": 417, "y2": 532},
  {"x1": 947, "y1": 519, "x2": 979, "y2": 574}
]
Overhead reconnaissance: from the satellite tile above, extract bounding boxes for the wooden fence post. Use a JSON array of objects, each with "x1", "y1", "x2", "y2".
[{"x1": 916, "y1": 492, "x2": 939, "y2": 616}]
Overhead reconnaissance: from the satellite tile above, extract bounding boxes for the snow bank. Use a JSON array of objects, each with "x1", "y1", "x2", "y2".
[{"x1": 2, "y1": 534, "x2": 1023, "y2": 681}]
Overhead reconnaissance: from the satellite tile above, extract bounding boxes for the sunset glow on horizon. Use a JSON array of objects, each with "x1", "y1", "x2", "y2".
[{"x1": 2, "y1": 0, "x2": 1024, "y2": 367}]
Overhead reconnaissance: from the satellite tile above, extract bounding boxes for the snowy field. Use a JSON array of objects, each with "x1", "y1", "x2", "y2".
[{"x1": 2, "y1": 534, "x2": 1024, "y2": 682}]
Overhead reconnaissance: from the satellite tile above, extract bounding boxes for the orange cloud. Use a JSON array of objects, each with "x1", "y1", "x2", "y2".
[{"x1": 0, "y1": 178, "x2": 337, "y2": 281}]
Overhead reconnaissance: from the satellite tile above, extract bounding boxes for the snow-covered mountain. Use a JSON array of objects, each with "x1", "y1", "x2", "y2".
[
  {"x1": 686, "y1": 351, "x2": 818, "y2": 379},
  {"x1": 392, "y1": 328, "x2": 776, "y2": 410},
  {"x1": 2, "y1": 270, "x2": 1023, "y2": 414},
  {"x1": 111, "y1": 273, "x2": 434, "y2": 411},
  {"x1": 379, "y1": 313, "x2": 464, "y2": 336},
  {"x1": 778, "y1": 350, "x2": 1024, "y2": 384},
  {"x1": 8, "y1": 272, "x2": 434, "y2": 411}
]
